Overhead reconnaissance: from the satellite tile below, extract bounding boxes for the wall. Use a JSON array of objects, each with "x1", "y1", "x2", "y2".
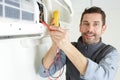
[{"x1": 0, "y1": 38, "x2": 38, "y2": 80}]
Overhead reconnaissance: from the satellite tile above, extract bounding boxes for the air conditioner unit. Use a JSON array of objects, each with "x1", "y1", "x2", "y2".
[{"x1": 0, "y1": 0, "x2": 46, "y2": 39}]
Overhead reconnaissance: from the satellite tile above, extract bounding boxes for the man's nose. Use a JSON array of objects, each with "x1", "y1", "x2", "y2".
[{"x1": 87, "y1": 25, "x2": 93, "y2": 32}]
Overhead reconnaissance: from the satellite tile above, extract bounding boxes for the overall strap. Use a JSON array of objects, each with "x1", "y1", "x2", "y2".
[
  {"x1": 71, "y1": 42, "x2": 116, "y2": 63},
  {"x1": 71, "y1": 42, "x2": 77, "y2": 47},
  {"x1": 91, "y1": 44, "x2": 116, "y2": 63}
]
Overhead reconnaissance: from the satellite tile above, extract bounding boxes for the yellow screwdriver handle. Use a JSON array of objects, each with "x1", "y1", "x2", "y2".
[{"x1": 53, "y1": 10, "x2": 59, "y2": 27}]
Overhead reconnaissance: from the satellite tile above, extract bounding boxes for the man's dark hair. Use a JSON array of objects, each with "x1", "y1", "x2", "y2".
[{"x1": 80, "y1": 6, "x2": 106, "y2": 26}]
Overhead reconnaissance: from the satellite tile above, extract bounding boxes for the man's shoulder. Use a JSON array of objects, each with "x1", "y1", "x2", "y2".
[{"x1": 103, "y1": 44, "x2": 117, "y2": 51}]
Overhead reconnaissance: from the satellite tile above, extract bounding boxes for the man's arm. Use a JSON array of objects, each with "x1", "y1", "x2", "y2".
[
  {"x1": 49, "y1": 27, "x2": 88, "y2": 75},
  {"x1": 62, "y1": 43, "x2": 88, "y2": 75},
  {"x1": 42, "y1": 43, "x2": 58, "y2": 69},
  {"x1": 38, "y1": 44, "x2": 66, "y2": 77},
  {"x1": 81, "y1": 50, "x2": 120, "y2": 80}
]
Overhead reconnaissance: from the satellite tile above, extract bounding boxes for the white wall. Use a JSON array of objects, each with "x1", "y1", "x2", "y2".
[{"x1": 0, "y1": 38, "x2": 38, "y2": 80}]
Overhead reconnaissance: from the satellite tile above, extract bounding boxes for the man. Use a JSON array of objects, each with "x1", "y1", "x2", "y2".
[{"x1": 38, "y1": 6, "x2": 119, "y2": 80}]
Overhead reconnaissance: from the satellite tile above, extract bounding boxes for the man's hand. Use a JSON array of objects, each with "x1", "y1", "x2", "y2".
[{"x1": 49, "y1": 27, "x2": 71, "y2": 50}]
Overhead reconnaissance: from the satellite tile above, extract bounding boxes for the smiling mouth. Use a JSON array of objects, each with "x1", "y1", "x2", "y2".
[
  {"x1": 85, "y1": 33, "x2": 95, "y2": 38},
  {"x1": 86, "y1": 34, "x2": 94, "y2": 37}
]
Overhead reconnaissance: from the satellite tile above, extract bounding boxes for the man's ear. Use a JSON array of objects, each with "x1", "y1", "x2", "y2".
[{"x1": 102, "y1": 25, "x2": 107, "y2": 33}]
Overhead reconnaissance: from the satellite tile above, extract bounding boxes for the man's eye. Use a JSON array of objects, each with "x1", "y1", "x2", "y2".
[
  {"x1": 94, "y1": 23, "x2": 99, "y2": 26},
  {"x1": 83, "y1": 23, "x2": 89, "y2": 26},
  {"x1": 95, "y1": 24, "x2": 99, "y2": 26}
]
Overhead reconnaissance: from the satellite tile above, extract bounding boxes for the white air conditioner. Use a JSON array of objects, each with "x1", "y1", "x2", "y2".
[{"x1": 0, "y1": 0, "x2": 46, "y2": 39}]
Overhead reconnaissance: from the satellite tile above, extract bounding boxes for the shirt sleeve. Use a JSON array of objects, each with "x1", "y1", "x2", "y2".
[
  {"x1": 80, "y1": 50, "x2": 120, "y2": 80},
  {"x1": 38, "y1": 50, "x2": 66, "y2": 78}
]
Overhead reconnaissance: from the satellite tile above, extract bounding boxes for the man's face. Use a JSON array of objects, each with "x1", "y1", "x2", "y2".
[{"x1": 80, "y1": 13, "x2": 106, "y2": 44}]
